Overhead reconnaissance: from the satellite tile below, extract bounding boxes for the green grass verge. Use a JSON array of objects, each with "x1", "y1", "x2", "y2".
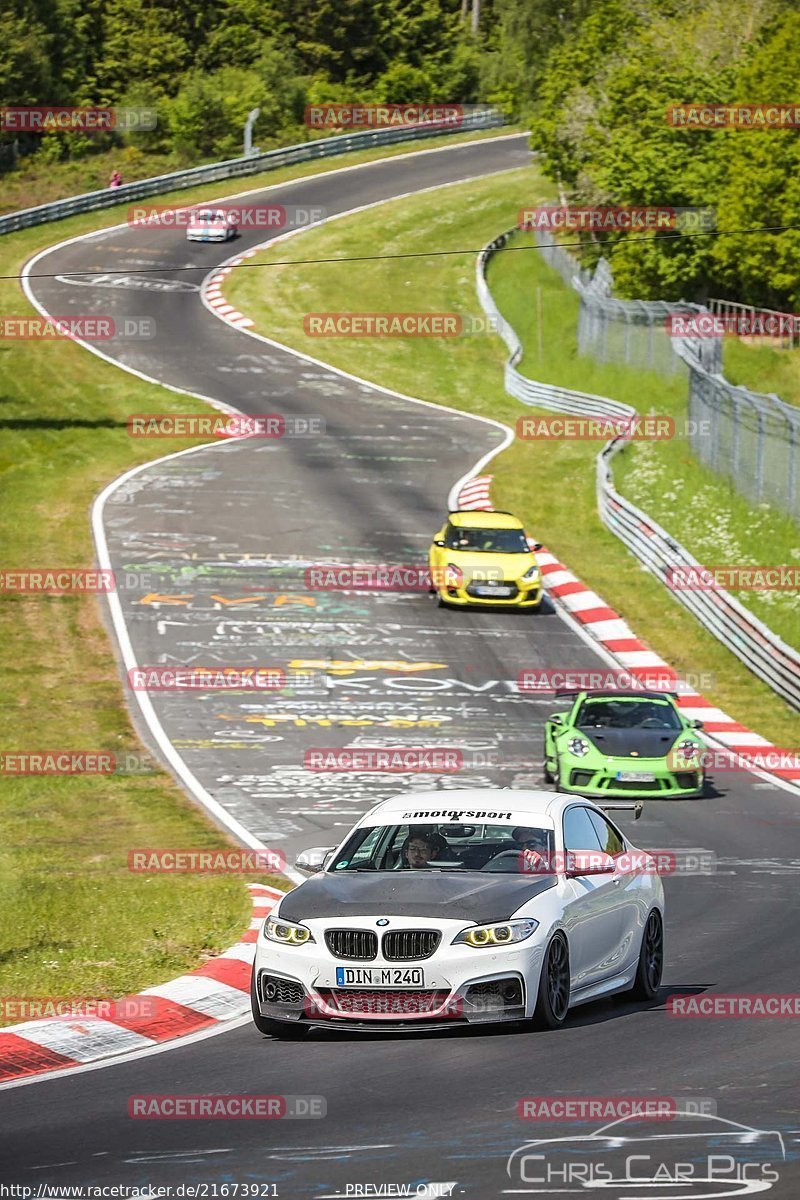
[
  {"x1": 224, "y1": 165, "x2": 799, "y2": 746},
  {"x1": 0, "y1": 129, "x2": 508, "y2": 1019},
  {"x1": 723, "y1": 336, "x2": 800, "y2": 409}
]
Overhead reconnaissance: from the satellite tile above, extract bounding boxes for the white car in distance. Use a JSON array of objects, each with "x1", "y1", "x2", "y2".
[{"x1": 186, "y1": 207, "x2": 237, "y2": 242}]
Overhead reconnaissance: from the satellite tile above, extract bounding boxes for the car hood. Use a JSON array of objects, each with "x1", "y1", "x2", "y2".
[
  {"x1": 575, "y1": 728, "x2": 684, "y2": 759},
  {"x1": 445, "y1": 550, "x2": 537, "y2": 581},
  {"x1": 278, "y1": 870, "x2": 556, "y2": 924}
]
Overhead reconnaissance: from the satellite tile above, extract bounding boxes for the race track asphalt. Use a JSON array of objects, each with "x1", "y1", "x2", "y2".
[{"x1": 3, "y1": 134, "x2": 799, "y2": 1199}]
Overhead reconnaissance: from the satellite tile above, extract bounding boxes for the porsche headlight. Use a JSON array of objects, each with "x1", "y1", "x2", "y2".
[
  {"x1": 521, "y1": 565, "x2": 540, "y2": 582},
  {"x1": 263, "y1": 915, "x2": 314, "y2": 946},
  {"x1": 568, "y1": 736, "x2": 590, "y2": 757},
  {"x1": 453, "y1": 919, "x2": 538, "y2": 948},
  {"x1": 675, "y1": 738, "x2": 701, "y2": 760}
]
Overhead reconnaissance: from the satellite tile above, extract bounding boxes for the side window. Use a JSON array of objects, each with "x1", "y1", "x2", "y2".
[
  {"x1": 587, "y1": 810, "x2": 625, "y2": 855},
  {"x1": 443, "y1": 523, "x2": 458, "y2": 549},
  {"x1": 337, "y1": 826, "x2": 385, "y2": 869},
  {"x1": 563, "y1": 806, "x2": 603, "y2": 851}
]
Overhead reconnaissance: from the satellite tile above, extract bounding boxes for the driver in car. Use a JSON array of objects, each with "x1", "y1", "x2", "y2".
[
  {"x1": 402, "y1": 828, "x2": 446, "y2": 869},
  {"x1": 483, "y1": 826, "x2": 552, "y2": 873}
]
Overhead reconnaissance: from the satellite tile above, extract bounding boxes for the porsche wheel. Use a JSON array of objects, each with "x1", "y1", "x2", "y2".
[{"x1": 531, "y1": 933, "x2": 570, "y2": 1030}]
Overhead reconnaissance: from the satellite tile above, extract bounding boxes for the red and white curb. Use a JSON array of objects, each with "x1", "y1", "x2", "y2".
[
  {"x1": 462, "y1": 477, "x2": 800, "y2": 785},
  {"x1": 0, "y1": 883, "x2": 283, "y2": 1083},
  {"x1": 455, "y1": 475, "x2": 493, "y2": 510},
  {"x1": 203, "y1": 250, "x2": 257, "y2": 328}
]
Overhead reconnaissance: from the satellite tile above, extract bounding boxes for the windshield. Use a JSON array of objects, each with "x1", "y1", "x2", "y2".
[
  {"x1": 576, "y1": 698, "x2": 682, "y2": 730},
  {"x1": 329, "y1": 822, "x2": 556, "y2": 874},
  {"x1": 197, "y1": 210, "x2": 221, "y2": 222},
  {"x1": 445, "y1": 527, "x2": 529, "y2": 554}
]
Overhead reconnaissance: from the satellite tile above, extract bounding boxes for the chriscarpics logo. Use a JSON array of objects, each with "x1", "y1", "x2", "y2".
[{"x1": 505, "y1": 1111, "x2": 785, "y2": 1197}]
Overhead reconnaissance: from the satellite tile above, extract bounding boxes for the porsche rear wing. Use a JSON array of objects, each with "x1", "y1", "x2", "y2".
[{"x1": 598, "y1": 801, "x2": 643, "y2": 821}]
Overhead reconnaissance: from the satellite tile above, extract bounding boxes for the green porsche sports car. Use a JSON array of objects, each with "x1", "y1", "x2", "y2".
[{"x1": 543, "y1": 690, "x2": 706, "y2": 799}]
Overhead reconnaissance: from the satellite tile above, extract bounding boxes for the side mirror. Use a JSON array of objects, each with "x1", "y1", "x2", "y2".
[
  {"x1": 690, "y1": 719, "x2": 704, "y2": 729},
  {"x1": 549, "y1": 714, "x2": 564, "y2": 726},
  {"x1": 565, "y1": 850, "x2": 615, "y2": 878},
  {"x1": 295, "y1": 846, "x2": 335, "y2": 874},
  {"x1": 433, "y1": 538, "x2": 446, "y2": 547},
  {"x1": 532, "y1": 542, "x2": 543, "y2": 552}
]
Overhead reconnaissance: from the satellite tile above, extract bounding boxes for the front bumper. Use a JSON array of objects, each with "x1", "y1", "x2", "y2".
[
  {"x1": 252, "y1": 929, "x2": 544, "y2": 1029},
  {"x1": 440, "y1": 582, "x2": 542, "y2": 608},
  {"x1": 558, "y1": 757, "x2": 704, "y2": 799}
]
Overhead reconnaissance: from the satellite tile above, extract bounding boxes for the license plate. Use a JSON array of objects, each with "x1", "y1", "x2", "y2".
[
  {"x1": 335, "y1": 967, "x2": 424, "y2": 987},
  {"x1": 473, "y1": 585, "x2": 513, "y2": 597},
  {"x1": 616, "y1": 771, "x2": 656, "y2": 782}
]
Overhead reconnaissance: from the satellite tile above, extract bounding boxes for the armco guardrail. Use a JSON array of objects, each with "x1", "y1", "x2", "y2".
[
  {"x1": 0, "y1": 111, "x2": 503, "y2": 237},
  {"x1": 477, "y1": 229, "x2": 800, "y2": 710}
]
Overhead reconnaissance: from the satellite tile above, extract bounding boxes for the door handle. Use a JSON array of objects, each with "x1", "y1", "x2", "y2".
[{"x1": 612, "y1": 876, "x2": 621, "y2": 886}]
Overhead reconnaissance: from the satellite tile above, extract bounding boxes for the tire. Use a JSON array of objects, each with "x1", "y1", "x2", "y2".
[
  {"x1": 250, "y1": 971, "x2": 309, "y2": 1039},
  {"x1": 627, "y1": 909, "x2": 664, "y2": 1002},
  {"x1": 531, "y1": 933, "x2": 570, "y2": 1030}
]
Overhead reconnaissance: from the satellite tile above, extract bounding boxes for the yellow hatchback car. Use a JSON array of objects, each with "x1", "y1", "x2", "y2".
[{"x1": 429, "y1": 510, "x2": 543, "y2": 609}]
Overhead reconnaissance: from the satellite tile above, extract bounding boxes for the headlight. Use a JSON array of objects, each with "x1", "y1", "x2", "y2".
[
  {"x1": 675, "y1": 738, "x2": 701, "y2": 759},
  {"x1": 568, "y1": 736, "x2": 590, "y2": 757},
  {"x1": 445, "y1": 563, "x2": 463, "y2": 586},
  {"x1": 521, "y1": 565, "x2": 540, "y2": 582},
  {"x1": 262, "y1": 915, "x2": 314, "y2": 946},
  {"x1": 453, "y1": 918, "x2": 539, "y2": 948}
]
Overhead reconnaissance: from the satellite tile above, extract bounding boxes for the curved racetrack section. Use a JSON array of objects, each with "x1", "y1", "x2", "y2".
[{"x1": 3, "y1": 135, "x2": 799, "y2": 1197}]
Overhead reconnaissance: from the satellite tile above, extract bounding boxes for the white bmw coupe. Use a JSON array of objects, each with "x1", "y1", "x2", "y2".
[{"x1": 251, "y1": 789, "x2": 664, "y2": 1037}]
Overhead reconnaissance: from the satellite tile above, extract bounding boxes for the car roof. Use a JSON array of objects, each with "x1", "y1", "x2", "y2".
[
  {"x1": 448, "y1": 510, "x2": 523, "y2": 529},
  {"x1": 363, "y1": 788, "x2": 573, "y2": 827}
]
